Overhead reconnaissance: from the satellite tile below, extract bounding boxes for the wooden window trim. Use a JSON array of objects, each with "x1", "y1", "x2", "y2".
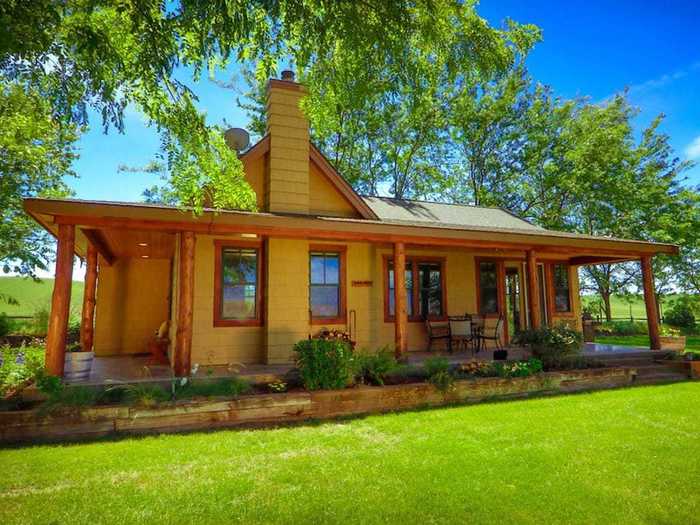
[
  {"x1": 213, "y1": 239, "x2": 265, "y2": 327},
  {"x1": 547, "y1": 262, "x2": 575, "y2": 317},
  {"x1": 383, "y1": 255, "x2": 448, "y2": 323},
  {"x1": 309, "y1": 244, "x2": 347, "y2": 325},
  {"x1": 475, "y1": 257, "x2": 507, "y2": 319}
]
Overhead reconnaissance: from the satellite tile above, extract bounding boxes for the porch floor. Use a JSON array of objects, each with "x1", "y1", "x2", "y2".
[
  {"x1": 70, "y1": 347, "x2": 533, "y2": 386},
  {"x1": 70, "y1": 343, "x2": 659, "y2": 386}
]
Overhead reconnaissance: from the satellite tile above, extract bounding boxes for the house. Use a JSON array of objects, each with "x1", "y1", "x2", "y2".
[{"x1": 24, "y1": 72, "x2": 678, "y2": 377}]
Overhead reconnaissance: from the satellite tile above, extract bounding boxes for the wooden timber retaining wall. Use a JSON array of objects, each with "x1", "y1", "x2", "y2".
[{"x1": 0, "y1": 368, "x2": 636, "y2": 444}]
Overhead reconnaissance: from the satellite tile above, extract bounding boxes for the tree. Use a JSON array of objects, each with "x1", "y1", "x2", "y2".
[{"x1": 0, "y1": 81, "x2": 77, "y2": 280}]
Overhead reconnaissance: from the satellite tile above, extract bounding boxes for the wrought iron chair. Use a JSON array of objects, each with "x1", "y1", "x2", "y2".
[
  {"x1": 479, "y1": 315, "x2": 505, "y2": 351},
  {"x1": 470, "y1": 314, "x2": 485, "y2": 352},
  {"x1": 425, "y1": 318, "x2": 451, "y2": 352},
  {"x1": 448, "y1": 316, "x2": 473, "y2": 354}
]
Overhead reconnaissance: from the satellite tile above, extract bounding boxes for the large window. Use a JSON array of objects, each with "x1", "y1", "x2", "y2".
[
  {"x1": 309, "y1": 247, "x2": 345, "y2": 323},
  {"x1": 477, "y1": 260, "x2": 501, "y2": 315},
  {"x1": 386, "y1": 258, "x2": 445, "y2": 321},
  {"x1": 214, "y1": 242, "x2": 263, "y2": 326},
  {"x1": 552, "y1": 264, "x2": 572, "y2": 313}
]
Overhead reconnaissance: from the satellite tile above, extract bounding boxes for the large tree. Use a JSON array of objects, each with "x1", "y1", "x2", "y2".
[
  {"x1": 0, "y1": 81, "x2": 77, "y2": 281},
  {"x1": 1, "y1": 0, "x2": 538, "y2": 274}
]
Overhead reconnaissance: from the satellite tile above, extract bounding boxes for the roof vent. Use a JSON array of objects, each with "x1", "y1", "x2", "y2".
[
  {"x1": 281, "y1": 70, "x2": 295, "y2": 81},
  {"x1": 224, "y1": 127, "x2": 250, "y2": 152}
]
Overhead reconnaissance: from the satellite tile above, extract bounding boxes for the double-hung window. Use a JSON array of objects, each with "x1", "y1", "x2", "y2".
[
  {"x1": 386, "y1": 258, "x2": 445, "y2": 321},
  {"x1": 552, "y1": 263, "x2": 572, "y2": 313},
  {"x1": 214, "y1": 242, "x2": 263, "y2": 326},
  {"x1": 309, "y1": 248, "x2": 345, "y2": 323}
]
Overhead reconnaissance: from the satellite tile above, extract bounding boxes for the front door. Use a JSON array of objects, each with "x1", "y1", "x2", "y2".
[{"x1": 505, "y1": 267, "x2": 521, "y2": 337}]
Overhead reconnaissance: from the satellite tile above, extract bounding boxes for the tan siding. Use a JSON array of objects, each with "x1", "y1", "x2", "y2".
[
  {"x1": 308, "y1": 161, "x2": 361, "y2": 218},
  {"x1": 94, "y1": 257, "x2": 171, "y2": 356}
]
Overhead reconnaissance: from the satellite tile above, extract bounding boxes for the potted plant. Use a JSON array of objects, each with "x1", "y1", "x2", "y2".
[
  {"x1": 63, "y1": 342, "x2": 94, "y2": 381},
  {"x1": 658, "y1": 326, "x2": 686, "y2": 352}
]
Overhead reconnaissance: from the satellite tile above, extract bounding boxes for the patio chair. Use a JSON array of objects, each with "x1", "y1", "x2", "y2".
[
  {"x1": 425, "y1": 318, "x2": 451, "y2": 352},
  {"x1": 479, "y1": 315, "x2": 505, "y2": 352},
  {"x1": 448, "y1": 316, "x2": 473, "y2": 355},
  {"x1": 470, "y1": 314, "x2": 485, "y2": 352}
]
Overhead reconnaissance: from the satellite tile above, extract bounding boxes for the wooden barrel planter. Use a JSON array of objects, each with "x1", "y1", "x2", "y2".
[{"x1": 64, "y1": 351, "x2": 94, "y2": 381}]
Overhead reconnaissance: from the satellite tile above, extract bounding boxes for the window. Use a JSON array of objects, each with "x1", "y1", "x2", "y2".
[
  {"x1": 387, "y1": 262, "x2": 414, "y2": 317},
  {"x1": 214, "y1": 241, "x2": 263, "y2": 326},
  {"x1": 552, "y1": 264, "x2": 572, "y2": 313},
  {"x1": 478, "y1": 261, "x2": 500, "y2": 315},
  {"x1": 386, "y1": 257, "x2": 445, "y2": 321},
  {"x1": 309, "y1": 247, "x2": 346, "y2": 323}
]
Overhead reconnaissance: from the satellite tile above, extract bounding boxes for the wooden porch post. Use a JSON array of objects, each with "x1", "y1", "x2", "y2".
[
  {"x1": 526, "y1": 250, "x2": 541, "y2": 329},
  {"x1": 174, "y1": 231, "x2": 196, "y2": 376},
  {"x1": 393, "y1": 241, "x2": 408, "y2": 359},
  {"x1": 45, "y1": 224, "x2": 75, "y2": 376},
  {"x1": 641, "y1": 255, "x2": 661, "y2": 350},
  {"x1": 80, "y1": 243, "x2": 98, "y2": 353}
]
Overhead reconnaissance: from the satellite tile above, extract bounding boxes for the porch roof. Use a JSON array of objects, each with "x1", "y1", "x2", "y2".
[{"x1": 24, "y1": 197, "x2": 678, "y2": 262}]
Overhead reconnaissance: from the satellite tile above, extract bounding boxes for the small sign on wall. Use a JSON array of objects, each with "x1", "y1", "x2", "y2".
[{"x1": 351, "y1": 280, "x2": 373, "y2": 287}]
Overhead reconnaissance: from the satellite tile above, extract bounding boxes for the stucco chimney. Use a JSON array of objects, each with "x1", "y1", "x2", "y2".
[{"x1": 265, "y1": 71, "x2": 309, "y2": 214}]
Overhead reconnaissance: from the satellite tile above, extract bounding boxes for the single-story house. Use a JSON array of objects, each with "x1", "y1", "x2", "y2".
[{"x1": 24, "y1": 72, "x2": 678, "y2": 377}]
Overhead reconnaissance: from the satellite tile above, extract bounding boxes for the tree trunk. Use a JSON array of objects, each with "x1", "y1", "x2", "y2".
[{"x1": 601, "y1": 291, "x2": 612, "y2": 322}]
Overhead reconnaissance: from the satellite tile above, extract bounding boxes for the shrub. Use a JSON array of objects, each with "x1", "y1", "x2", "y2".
[
  {"x1": 293, "y1": 338, "x2": 355, "y2": 391},
  {"x1": 354, "y1": 347, "x2": 397, "y2": 386},
  {"x1": 30, "y1": 306, "x2": 50, "y2": 336},
  {"x1": 513, "y1": 324, "x2": 583, "y2": 370},
  {"x1": 596, "y1": 321, "x2": 647, "y2": 336},
  {"x1": 0, "y1": 345, "x2": 45, "y2": 398},
  {"x1": 423, "y1": 357, "x2": 455, "y2": 393},
  {"x1": 492, "y1": 358, "x2": 543, "y2": 378},
  {"x1": 458, "y1": 360, "x2": 494, "y2": 377},
  {"x1": 664, "y1": 297, "x2": 696, "y2": 329},
  {"x1": 0, "y1": 313, "x2": 11, "y2": 337},
  {"x1": 122, "y1": 384, "x2": 170, "y2": 407},
  {"x1": 175, "y1": 377, "x2": 251, "y2": 399}
]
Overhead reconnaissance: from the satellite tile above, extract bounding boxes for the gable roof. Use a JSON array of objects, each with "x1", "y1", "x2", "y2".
[
  {"x1": 238, "y1": 135, "x2": 378, "y2": 220},
  {"x1": 362, "y1": 196, "x2": 544, "y2": 232}
]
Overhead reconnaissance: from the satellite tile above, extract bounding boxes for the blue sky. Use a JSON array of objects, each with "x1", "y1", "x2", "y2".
[{"x1": 70, "y1": 0, "x2": 700, "y2": 202}]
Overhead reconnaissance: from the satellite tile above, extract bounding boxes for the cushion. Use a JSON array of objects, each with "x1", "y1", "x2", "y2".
[{"x1": 157, "y1": 320, "x2": 170, "y2": 339}]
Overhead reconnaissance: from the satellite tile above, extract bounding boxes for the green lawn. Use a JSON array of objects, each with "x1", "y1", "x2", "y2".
[
  {"x1": 0, "y1": 276, "x2": 84, "y2": 317},
  {"x1": 581, "y1": 293, "x2": 691, "y2": 320},
  {"x1": 1, "y1": 383, "x2": 698, "y2": 524},
  {"x1": 596, "y1": 335, "x2": 700, "y2": 352}
]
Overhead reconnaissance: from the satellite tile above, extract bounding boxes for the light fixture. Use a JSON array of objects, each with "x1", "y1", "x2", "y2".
[
  {"x1": 240, "y1": 233, "x2": 257, "y2": 239},
  {"x1": 137, "y1": 242, "x2": 148, "y2": 247},
  {"x1": 141, "y1": 255, "x2": 150, "y2": 259}
]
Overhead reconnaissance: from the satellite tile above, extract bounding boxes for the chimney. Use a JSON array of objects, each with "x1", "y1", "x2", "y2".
[{"x1": 265, "y1": 71, "x2": 309, "y2": 214}]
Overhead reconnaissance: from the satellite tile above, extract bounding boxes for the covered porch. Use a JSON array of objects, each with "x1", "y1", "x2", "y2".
[{"x1": 24, "y1": 198, "x2": 677, "y2": 382}]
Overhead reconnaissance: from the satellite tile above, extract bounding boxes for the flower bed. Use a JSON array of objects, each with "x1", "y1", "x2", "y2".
[{"x1": 0, "y1": 367, "x2": 637, "y2": 444}]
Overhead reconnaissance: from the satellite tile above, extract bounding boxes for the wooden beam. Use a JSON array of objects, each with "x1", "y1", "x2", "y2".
[
  {"x1": 393, "y1": 242, "x2": 408, "y2": 359},
  {"x1": 641, "y1": 256, "x2": 661, "y2": 350},
  {"x1": 45, "y1": 224, "x2": 75, "y2": 376},
  {"x1": 53, "y1": 214, "x2": 677, "y2": 257},
  {"x1": 81, "y1": 228, "x2": 116, "y2": 266},
  {"x1": 80, "y1": 243, "x2": 98, "y2": 353},
  {"x1": 526, "y1": 250, "x2": 541, "y2": 329},
  {"x1": 174, "y1": 231, "x2": 196, "y2": 376}
]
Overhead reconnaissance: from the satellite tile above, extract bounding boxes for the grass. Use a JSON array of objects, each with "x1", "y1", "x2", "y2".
[
  {"x1": 0, "y1": 276, "x2": 84, "y2": 317},
  {"x1": 581, "y1": 292, "x2": 694, "y2": 320},
  {"x1": 596, "y1": 334, "x2": 700, "y2": 352},
  {"x1": 1, "y1": 383, "x2": 698, "y2": 524}
]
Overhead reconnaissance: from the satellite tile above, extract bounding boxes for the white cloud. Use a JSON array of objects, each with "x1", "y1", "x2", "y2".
[{"x1": 685, "y1": 135, "x2": 700, "y2": 160}]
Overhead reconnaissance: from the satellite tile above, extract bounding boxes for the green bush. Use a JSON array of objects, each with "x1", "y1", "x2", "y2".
[
  {"x1": 664, "y1": 297, "x2": 696, "y2": 329},
  {"x1": 174, "y1": 376, "x2": 252, "y2": 399},
  {"x1": 423, "y1": 357, "x2": 455, "y2": 393},
  {"x1": 30, "y1": 306, "x2": 50, "y2": 336},
  {"x1": 596, "y1": 321, "x2": 647, "y2": 336},
  {"x1": 293, "y1": 338, "x2": 355, "y2": 391},
  {"x1": 122, "y1": 384, "x2": 170, "y2": 407},
  {"x1": 513, "y1": 324, "x2": 583, "y2": 370},
  {"x1": 0, "y1": 345, "x2": 45, "y2": 397},
  {"x1": 492, "y1": 358, "x2": 543, "y2": 378},
  {"x1": 354, "y1": 347, "x2": 397, "y2": 386},
  {"x1": 0, "y1": 313, "x2": 11, "y2": 337}
]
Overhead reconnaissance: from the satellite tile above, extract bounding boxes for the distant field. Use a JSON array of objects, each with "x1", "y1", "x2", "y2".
[
  {"x1": 0, "y1": 276, "x2": 84, "y2": 317},
  {"x1": 581, "y1": 293, "x2": 691, "y2": 321}
]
